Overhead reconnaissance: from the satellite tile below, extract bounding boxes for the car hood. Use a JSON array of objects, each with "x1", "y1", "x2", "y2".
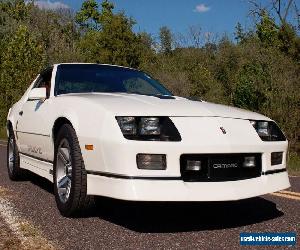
[{"x1": 59, "y1": 93, "x2": 270, "y2": 120}]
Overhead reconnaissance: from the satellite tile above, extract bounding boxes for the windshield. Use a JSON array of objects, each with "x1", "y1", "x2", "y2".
[{"x1": 55, "y1": 64, "x2": 173, "y2": 96}]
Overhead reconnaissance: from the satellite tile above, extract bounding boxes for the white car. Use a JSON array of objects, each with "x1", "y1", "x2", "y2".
[{"x1": 7, "y1": 63, "x2": 290, "y2": 216}]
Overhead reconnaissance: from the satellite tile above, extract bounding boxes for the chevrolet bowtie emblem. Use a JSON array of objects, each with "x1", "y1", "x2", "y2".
[{"x1": 220, "y1": 127, "x2": 227, "y2": 134}]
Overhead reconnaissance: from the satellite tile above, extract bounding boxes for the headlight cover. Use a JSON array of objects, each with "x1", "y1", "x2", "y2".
[
  {"x1": 116, "y1": 116, "x2": 181, "y2": 141},
  {"x1": 250, "y1": 120, "x2": 286, "y2": 141}
]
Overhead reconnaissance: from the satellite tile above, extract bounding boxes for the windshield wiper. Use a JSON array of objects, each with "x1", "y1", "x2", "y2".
[
  {"x1": 153, "y1": 94, "x2": 175, "y2": 99},
  {"x1": 125, "y1": 92, "x2": 175, "y2": 99}
]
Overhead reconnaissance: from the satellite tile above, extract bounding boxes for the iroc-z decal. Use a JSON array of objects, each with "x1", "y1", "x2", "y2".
[{"x1": 28, "y1": 145, "x2": 42, "y2": 155}]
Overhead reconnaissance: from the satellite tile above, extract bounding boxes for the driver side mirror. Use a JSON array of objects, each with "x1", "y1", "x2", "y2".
[{"x1": 28, "y1": 88, "x2": 47, "y2": 101}]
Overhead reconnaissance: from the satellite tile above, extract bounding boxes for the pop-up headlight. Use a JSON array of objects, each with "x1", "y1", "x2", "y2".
[
  {"x1": 116, "y1": 116, "x2": 181, "y2": 141},
  {"x1": 250, "y1": 120, "x2": 286, "y2": 141}
]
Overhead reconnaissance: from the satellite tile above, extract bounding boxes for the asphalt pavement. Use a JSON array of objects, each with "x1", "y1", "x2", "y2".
[{"x1": 0, "y1": 142, "x2": 299, "y2": 249}]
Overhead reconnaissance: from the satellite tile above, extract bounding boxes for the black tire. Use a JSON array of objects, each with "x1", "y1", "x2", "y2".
[
  {"x1": 53, "y1": 124, "x2": 94, "y2": 217},
  {"x1": 7, "y1": 127, "x2": 22, "y2": 181}
]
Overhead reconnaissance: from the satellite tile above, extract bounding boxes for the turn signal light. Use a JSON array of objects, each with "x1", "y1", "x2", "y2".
[{"x1": 85, "y1": 144, "x2": 94, "y2": 151}]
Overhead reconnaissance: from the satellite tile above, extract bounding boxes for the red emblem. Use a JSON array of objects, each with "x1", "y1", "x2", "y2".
[{"x1": 220, "y1": 127, "x2": 226, "y2": 134}]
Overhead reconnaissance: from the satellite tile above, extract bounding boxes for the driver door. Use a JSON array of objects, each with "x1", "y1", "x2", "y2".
[{"x1": 16, "y1": 68, "x2": 53, "y2": 161}]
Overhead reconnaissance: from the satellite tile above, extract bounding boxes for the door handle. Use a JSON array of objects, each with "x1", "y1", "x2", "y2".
[{"x1": 19, "y1": 111, "x2": 23, "y2": 116}]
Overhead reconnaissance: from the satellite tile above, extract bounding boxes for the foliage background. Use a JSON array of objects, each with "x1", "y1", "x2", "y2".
[{"x1": 0, "y1": 0, "x2": 299, "y2": 171}]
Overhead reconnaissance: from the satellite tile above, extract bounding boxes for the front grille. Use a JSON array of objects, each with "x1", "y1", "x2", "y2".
[{"x1": 180, "y1": 153, "x2": 262, "y2": 182}]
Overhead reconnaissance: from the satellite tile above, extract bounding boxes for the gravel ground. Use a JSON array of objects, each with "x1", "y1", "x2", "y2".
[
  {"x1": 289, "y1": 176, "x2": 300, "y2": 193},
  {"x1": 0, "y1": 218, "x2": 22, "y2": 250},
  {"x1": 0, "y1": 145, "x2": 299, "y2": 249}
]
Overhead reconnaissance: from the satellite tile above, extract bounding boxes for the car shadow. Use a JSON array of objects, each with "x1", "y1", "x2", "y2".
[
  {"x1": 91, "y1": 197, "x2": 284, "y2": 233},
  {"x1": 25, "y1": 171, "x2": 54, "y2": 193},
  {"x1": 25, "y1": 172, "x2": 284, "y2": 233}
]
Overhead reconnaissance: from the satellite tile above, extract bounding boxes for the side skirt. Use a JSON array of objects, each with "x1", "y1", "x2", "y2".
[{"x1": 19, "y1": 153, "x2": 53, "y2": 182}]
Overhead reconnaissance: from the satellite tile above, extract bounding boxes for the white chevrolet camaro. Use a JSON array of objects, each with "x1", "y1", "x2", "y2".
[{"x1": 7, "y1": 63, "x2": 290, "y2": 216}]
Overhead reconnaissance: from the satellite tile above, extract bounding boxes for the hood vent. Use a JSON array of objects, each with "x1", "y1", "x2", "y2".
[{"x1": 154, "y1": 95, "x2": 176, "y2": 100}]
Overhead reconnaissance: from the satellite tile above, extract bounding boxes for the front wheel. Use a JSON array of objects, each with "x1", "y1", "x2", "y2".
[{"x1": 53, "y1": 124, "x2": 93, "y2": 217}]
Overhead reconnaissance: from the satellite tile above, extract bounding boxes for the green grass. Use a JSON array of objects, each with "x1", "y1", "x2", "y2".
[
  {"x1": 0, "y1": 127, "x2": 7, "y2": 140},
  {"x1": 287, "y1": 152, "x2": 300, "y2": 176}
]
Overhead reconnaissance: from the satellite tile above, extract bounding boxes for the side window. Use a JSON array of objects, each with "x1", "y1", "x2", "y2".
[{"x1": 34, "y1": 68, "x2": 53, "y2": 98}]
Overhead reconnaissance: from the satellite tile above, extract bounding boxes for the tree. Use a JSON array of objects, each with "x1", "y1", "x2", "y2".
[
  {"x1": 233, "y1": 63, "x2": 269, "y2": 111},
  {"x1": 138, "y1": 32, "x2": 153, "y2": 50},
  {"x1": 28, "y1": 6, "x2": 81, "y2": 63},
  {"x1": 99, "y1": 0, "x2": 114, "y2": 23},
  {"x1": 188, "y1": 25, "x2": 202, "y2": 48},
  {"x1": 270, "y1": 0, "x2": 294, "y2": 25},
  {"x1": 0, "y1": 25, "x2": 45, "y2": 125},
  {"x1": 189, "y1": 64, "x2": 214, "y2": 98},
  {"x1": 255, "y1": 9, "x2": 300, "y2": 61},
  {"x1": 277, "y1": 23, "x2": 300, "y2": 61},
  {"x1": 76, "y1": 0, "x2": 141, "y2": 67},
  {"x1": 159, "y1": 26, "x2": 173, "y2": 54},
  {"x1": 256, "y1": 12, "x2": 280, "y2": 47},
  {"x1": 137, "y1": 32, "x2": 157, "y2": 67},
  {"x1": 214, "y1": 36, "x2": 240, "y2": 104},
  {"x1": 234, "y1": 22, "x2": 252, "y2": 44},
  {"x1": 0, "y1": 5, "x2": 17, "y2": 60},
  {"x1": 248, "y1": 0, "x2": 298, "y2": 26},
  {"x1": 75, "y1": 0, "x2": 101, "y2": 31},
  {"x1": 0, "y1": 0, "x2": 31, "y2": 22}
]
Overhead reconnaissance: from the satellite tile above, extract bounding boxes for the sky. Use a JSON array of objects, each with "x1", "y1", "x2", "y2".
[{"x1": 33, "y1": 0, "x2": 297, "y2": 39}]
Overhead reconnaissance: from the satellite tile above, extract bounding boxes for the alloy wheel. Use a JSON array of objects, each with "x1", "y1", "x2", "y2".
[{"x1": 56, "y1": 139, "x2": 72, "y2": 203}]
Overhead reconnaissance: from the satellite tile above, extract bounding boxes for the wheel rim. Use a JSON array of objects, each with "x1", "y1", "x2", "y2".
[
  {"x1": 8, "y1": 137, "x2": 15, "y2": 173},
  {"x1": 56, "y1": 139, "x2": 72, "y2": 203}
]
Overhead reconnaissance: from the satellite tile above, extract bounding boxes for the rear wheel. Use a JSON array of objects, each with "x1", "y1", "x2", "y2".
[
  {"x1": 53, "y1": 124, "x2": 93, "y2": 217},
  {"x1": 7, "y1": 127, "x2": 22, "y2": 181}
]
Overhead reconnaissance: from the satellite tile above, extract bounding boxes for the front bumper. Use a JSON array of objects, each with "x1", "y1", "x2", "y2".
[
  {"x1": 82, "y1": 116, "x2": 290, "y2": 201},
  {"x1": 87, "y1": 171, "x2": 290, "y2": 201}
]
